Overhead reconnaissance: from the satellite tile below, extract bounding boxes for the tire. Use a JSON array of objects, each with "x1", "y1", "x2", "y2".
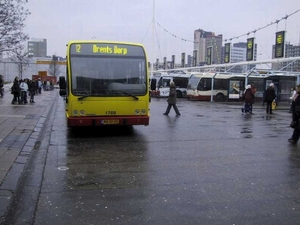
[{"x1": 215, "y1": 93, "x2": 225, "y2": 102}]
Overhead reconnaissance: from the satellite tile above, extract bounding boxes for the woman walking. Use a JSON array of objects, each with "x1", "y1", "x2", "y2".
[{"x1": 163, "y1": 82, "x2": 181, "y2": 116}]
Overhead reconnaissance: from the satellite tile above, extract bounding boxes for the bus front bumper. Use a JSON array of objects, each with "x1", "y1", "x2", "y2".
[{"x1": 67, "y1": 116, "x2": 150, "y2": 127}]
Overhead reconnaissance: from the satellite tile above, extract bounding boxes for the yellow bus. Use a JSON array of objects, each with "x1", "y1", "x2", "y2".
[{"x1": 59, "y1": 41, "x2": 150, "y2": 127}]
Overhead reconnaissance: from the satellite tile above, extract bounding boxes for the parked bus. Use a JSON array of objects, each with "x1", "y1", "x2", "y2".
[
  {"x1": 150, "y1": 72, "x2": 168, "y2": 96},
  {"x1": 186, "y1": 72, "x2": 269, "y2": 102},
  {"x1": 186, "y1": 72, "x2": 232, "y2": 101},
  {"x1": 59, "y1": 41, "x2": 150, "y2": 127},
  {"x1": 156, "y1": 72, "x2": 191, "y2": 98}
]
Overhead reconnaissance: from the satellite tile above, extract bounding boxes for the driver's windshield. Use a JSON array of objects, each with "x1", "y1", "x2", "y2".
[
  {"x1": 70, "y1": 46, "x2": 147, "y2": 97},
  {"x1": 187, "y1": 76, "x2": 200, "y2": 89}
]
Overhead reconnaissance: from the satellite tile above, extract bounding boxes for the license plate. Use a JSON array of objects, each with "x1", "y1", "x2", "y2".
[{"x1": 101, "y1": 120, "x2": 119, "y2": 125}]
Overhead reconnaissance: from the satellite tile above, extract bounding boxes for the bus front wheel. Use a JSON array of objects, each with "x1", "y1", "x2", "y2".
[{"x1": 215, "y1": 93, "x2": 225, "y2": 102}]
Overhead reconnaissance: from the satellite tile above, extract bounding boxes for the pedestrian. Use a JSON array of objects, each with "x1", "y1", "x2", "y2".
[
  {"x1": 11, "y1": 76, "x2": 21, "y2": 104},
  {"x1": 28, "y1": 79, "x2": 36, "y2": 103},
  {"x1": 264, "y1": 83, "x2": 276, "y2": 114},
  {"x1": 242, "y1": 85, "x2": 255, "y2": 114},
  {"x1": 0, "y1": 74, "x2": 3, "y2": 97},
  {"x1": 19, "y1": 79, "x2": 28, "y2": 104},
  {"x1": 288, "y1": 84, "x2": 300, "y2": 144},
  {"x1": 163, "y1": 81, "x2": 181, "y2": 116},
  {"x1": 289, "y1": 87, "x2": 297, "y2": 113}
]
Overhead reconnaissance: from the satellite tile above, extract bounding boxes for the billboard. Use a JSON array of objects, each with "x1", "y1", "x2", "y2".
[
  {"x1": 274, "y1": 31, "x2": 285, "y2": 58},
  {"x1": 206, "y1": 46, "x2": 212, "y2": 65},
  {"x1": 246, "y1": 38, "x2": 255, "y2": 61},
  {"x1": 224, "y1": 43, "x2": 231, "y2": 63}
]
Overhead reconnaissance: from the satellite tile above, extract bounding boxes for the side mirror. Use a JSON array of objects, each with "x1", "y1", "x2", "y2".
[
  {"x1": 59, "y1": 76, "x2": 67, "y2": 97},
  {"x1": 59, "y1": 76, "x2": 66, "y2": 89}
]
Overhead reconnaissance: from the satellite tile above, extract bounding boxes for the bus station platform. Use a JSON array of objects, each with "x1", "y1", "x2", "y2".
[{"x1": 0, "y1": 86, "x2": 58, "y2": 221}]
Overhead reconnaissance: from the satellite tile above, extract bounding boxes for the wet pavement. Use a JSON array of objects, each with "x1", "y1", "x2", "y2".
[{"x1": 1, "y1": 91, "x2": 300, "y2": 225}]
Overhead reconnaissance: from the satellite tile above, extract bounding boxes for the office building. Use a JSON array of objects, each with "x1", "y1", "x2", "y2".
[
  {"x1": 193, "y1": 29, "x2": 223, "y2": 65},
  {"x1": 27, "y1": 38, "x2": 47, "y2": 57}
]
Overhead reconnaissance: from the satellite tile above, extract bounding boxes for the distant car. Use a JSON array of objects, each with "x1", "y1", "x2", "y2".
[{"x1": 54, "y1": 84, "x2": 59, "y2": 89}]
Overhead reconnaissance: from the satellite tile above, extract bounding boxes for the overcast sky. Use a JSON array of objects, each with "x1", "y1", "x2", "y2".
[{"x1": 24, "y1": 0, "x2": 300, "y2": 63}]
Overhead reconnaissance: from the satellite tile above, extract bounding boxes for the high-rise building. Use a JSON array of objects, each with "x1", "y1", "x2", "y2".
[
  {"x1": 193, "y1": 29, "x2": 222, "y2": 66},
  {"x1": 271, "y1": 43, "x2": 300, "y2": 71},
  {"x1": 221, "y1": 42, "x2": 257, "y2": 73},
  {"x1": 27, "y1": 38, "x2": 47, "y2": 57}
]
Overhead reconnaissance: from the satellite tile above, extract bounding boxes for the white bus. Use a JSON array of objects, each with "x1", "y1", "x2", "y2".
[
  {"x1": 186, "y1": 72, "x2": 233, "y2": 101},
  {"x1": 150, "y1": 72, "x2": 168, "y2": 96},
  {"x1": 186, "y1": 72, "x2": 267, "y2": 102},
  {"x1": 156, "y1": 72, "x2": 191, "y2": 98}
]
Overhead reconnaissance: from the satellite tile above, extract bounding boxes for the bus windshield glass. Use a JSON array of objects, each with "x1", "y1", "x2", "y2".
[
  {"x1": 188, "y1": 75, "x2": 201, "y2": 89},
  {"x1": 69, "y1": 43, "x2": 147, "y2": 96}
]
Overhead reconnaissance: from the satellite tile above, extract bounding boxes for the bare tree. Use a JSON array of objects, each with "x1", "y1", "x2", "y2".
[
  {"x1": 48, "y1": 55, "x2": 61, "y2": 78},
  {"x1": 11, "y1": 44, "x2": 30, "y2": 79},
  {"x1": 0, "y1": 0, "x2": 30, "y2": 54}
]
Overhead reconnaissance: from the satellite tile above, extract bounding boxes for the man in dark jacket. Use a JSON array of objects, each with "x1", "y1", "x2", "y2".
[
  {"x1": 289, "y1": 84, "x2": 300, "y2": 144},
  {"x1": 163, "y1": 82, "x2": 180, "y2": 116},
  {"x1": 264, "y1": 83, "x2": 276, "y2": 114}
]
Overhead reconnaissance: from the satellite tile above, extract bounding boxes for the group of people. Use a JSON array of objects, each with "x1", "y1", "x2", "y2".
[
  {"x1": 11, "y1": 76, "x2": 43, "y2": 104},
  {"x1": 242, "y1": 83, "x2": 276, "y2": 115}
]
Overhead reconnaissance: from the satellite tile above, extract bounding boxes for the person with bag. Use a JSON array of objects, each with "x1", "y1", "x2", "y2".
[
  {"x1": 289, "y1": 84, "x2": 300, "y2": 144},
  {"x1": 163, "y1": 81, "x2": 181, "y2": 116},
  {"x1": 264, "y1": 83, "x2": 276, "y2": 114}
]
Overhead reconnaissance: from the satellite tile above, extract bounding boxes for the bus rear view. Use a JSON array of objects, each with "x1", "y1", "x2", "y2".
[{"x1": 59, "y1": 41, "x2": 150, "y2": 127}]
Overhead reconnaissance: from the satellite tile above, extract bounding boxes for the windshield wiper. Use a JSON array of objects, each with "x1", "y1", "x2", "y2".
[
  {"x1": 78, "y1": 94, "x2": 99, "y2": 100},
  {"x1": 108, "y1": 90, "x2": 139, "y2": 100}
]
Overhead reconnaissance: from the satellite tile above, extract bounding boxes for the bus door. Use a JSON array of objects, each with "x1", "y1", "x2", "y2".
[{"x1": 157, "y1": 77, "x2": 171, "y2": 97}]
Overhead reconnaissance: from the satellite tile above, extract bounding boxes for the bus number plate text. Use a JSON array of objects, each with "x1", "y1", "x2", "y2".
[{"x1": 101, "y1": 120, "x2": 119, "y2": 125}]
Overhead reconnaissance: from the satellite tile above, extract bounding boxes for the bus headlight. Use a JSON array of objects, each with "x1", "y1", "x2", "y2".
[
  {"x1": 141, "y1": 109, "x2": 146, "y2": 115},
  {"x1": 73, "y1": 110, "x2": 78, "y2": 115},
  {"x1": 135, "y1": 109, "x2": 140, "y2": 115},
  {"x1": 80, "y1": 110, "x2": 85, "y2": 115}
]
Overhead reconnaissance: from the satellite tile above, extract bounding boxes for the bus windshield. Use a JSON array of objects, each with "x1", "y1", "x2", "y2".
[
  {"x1": 188, "y1": 76, "x2": 201, "y2": 89},
  {"x1": 69, "y1": 43, "x2": 147, "y2": 96}
]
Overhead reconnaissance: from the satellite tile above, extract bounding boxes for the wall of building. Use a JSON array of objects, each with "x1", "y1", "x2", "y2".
[{"x1": 0, "y1": 58, "x2": 66, "y2": 82}]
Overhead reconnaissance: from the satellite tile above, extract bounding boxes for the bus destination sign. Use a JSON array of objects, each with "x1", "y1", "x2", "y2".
[{"x1": 70, "y1": 43, "x2": 144, "y2": 57}]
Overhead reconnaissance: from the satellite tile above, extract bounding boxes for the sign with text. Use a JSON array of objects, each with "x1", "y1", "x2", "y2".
[
  {"x1": 274, "y1": 31, "x2": 285, "y2": 58},
  {"x1": 206, "y1": 46, "x2": 213, "y2": 65},
  {"x1": 70, "y1": 43, "x2": 145, "y2": 57},
  {"x1": 193, "y1": 50, "x2": 197, "y2": 67},
  {"x1": 246, "y1": 38, "x2": 255, "y2": 61},
  {"x1": 224, "y1": 43, "x2": 231, "y2": 63}
]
